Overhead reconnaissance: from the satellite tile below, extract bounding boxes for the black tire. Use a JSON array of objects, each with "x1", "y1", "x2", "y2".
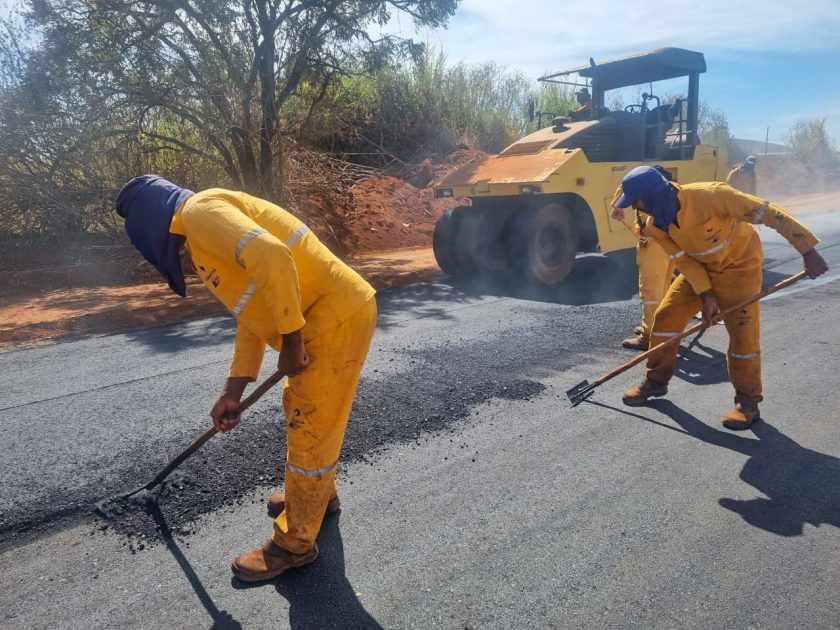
[
  {"x1": 460, "y1": 206, "x2": 518, "y2": 282},
  {"x1": 433, "y1": 206, "x2": 474, "y2": 278},
  {"x1": 515, "y1": 203, "x2": 577, "y2": 285}
]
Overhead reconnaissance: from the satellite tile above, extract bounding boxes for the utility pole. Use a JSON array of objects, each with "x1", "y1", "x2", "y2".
[{"x1": 764, "y1": 126, "x2": 769, "y2": 156}]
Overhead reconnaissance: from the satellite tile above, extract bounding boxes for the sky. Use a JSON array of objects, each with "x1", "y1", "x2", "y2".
[{"x1": 384, "y1": 0, "x2": 840, "y2": 145}]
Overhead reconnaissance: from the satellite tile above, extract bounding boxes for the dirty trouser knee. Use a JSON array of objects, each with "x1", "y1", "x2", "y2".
[
  {"x1": 715, "y1": 267, "x2": 763, "y2": 404},
  {"x1": 637, "y1": 240, "x2": 676, "y2": 336},
  {"x1": 646, "y1": 274, "x2": 700, "y2": 385},
  {"x1": 272, "y1": 298, "x2": 377, "y2": 553}
]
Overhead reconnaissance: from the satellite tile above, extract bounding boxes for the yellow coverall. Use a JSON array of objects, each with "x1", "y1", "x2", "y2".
[
  {"x1": 726, "y1": 166, "x2": 757, "y2": 196},
  {"x1": 636, "y1": 234, "x2": 675, "y2": 338},
  {"x1": 170, "y1": 189, "x2": 377, "y2": 554},
  {"x1": 612, "y1": 187, "x2": 676, "y2": 338},
  {"x1": 644, "y1": 182, "x2": 818, "y2": 403}
]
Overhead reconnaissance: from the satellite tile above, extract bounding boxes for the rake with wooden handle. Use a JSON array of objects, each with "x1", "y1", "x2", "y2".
[
  {"x1": 95, "y1": 370, "x2": 286, "y2": 516},
  {"x1": 566, "y1": 271, "x2": 808, "y2": 406}
]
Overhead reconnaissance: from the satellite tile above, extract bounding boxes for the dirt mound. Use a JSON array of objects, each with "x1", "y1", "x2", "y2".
[
  {"x1": 337, "y1": 146, "x2": 484, "y2": 253},
  {"x1": 339, "y1": 176, "x2": 452, "y2": 253}
]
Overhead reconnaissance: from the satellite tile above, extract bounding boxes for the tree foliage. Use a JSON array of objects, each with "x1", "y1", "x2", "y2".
[
  {"x1": 24, "y1": 0, "x2": 458, "y2": 196},
  {"x1": 0, "y1": 0, "x2": 460, "y2": 239},
  {"x1": 785, "y1": 118, "x2": 838, "y2": 168}
]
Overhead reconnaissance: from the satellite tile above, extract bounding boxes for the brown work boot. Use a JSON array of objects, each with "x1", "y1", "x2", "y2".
[
  {"x1": 622, "y1": 333, "x2": 649, "y2": 351},
  {"x1": 622, "y1": 380, "x2": 668, "y2": 406},
  {"x1": 634, "y1": 325, "x2": 644, "y2": 335},
  {"x1": 231, "y1": 539, "x2": 318, "y2": 582},
  {"x1": 266, "y1": 493, "x2": 341, "y2": 518},
  {"x1": 722, "y1": 402, "x2": 760, "y2": 430}
]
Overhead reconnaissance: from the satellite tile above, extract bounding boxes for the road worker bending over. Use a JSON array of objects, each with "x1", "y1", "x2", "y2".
[
  {"x1": 116, "y1": 175, "x2": 377, "y2": 581},
  {"x1": 726, "y1": 155, "x2": 758, "y2": 195},
  {"x1": 613, "y1": 166, "x2": 828, "y2": 429},
  {"x1": 610, "y1": 167, "x2": 676, "y2": 351}
]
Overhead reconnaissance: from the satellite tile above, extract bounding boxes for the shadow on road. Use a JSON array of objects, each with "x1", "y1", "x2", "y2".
[
  {"x1": 650, "y1": 400, "x2": 840, "y2": 536},
  {"x1": 121, "y1": 317, "x2": 235, "y2": 354},
  {"x1": 673, "y1": 333, "x2": 729, "y2": 386},
  {"x1": 451, "y1": 251, "x2": 639, "y2": 306},
  {"x1": 583, "y1": 398, "x2": 689, "y2": 435},
  {"x1": 232, "y1": 512, "x2": 382, "y2": 629},
  {"x1": 147, "y1": 503, "x2": 243, "y2": 630}
]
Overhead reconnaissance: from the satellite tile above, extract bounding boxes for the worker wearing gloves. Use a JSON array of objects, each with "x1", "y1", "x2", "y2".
[
  {"x1": 115, "y1": 175, "x2": 377, "y2": 581},
  {"x1": 610, "y1": 170, "x2": 676, "y2": 351},
  {"x1": 726, "y1": 155, "x2": 758, "y2": 195},
  {"x1": 614, "y1": 166, "x2": 828, "y2": 429}
]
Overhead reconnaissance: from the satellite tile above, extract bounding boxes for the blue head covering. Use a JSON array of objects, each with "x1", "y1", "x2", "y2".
[
  {"x1": 615, "y1": 166, "x2": 680, "y2": 230},
  {"x1": 115, "y1": 175, "x2": 194, "y2": 297}
]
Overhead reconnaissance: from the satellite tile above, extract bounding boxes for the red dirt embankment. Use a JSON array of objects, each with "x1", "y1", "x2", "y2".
[{"x1": 0, "y1": 148, "x2": 483, "y2": 351}]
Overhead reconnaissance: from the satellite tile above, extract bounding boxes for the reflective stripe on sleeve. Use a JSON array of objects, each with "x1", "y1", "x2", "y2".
[
  {"x1": 729, "y1": 350, "x2": 760, "y2": 359},
  {"x1": 687, "y1": 220, "x2": 736, "y2": 257},
  {"x1": 688, "y1": 239, "x2": 729, "y2": 257},
  {"x1": 749, "y1": 201, "x2": 769, "y2": 224},
  {"x1": 287, "y1": 458, "x2": 338, "y2": 477},
  {"x1": 234, "y1": 229, "x2": 268, "y2": 268},
  {"x1": 669, "y1": 251, "x2": 685, "y2": 260},
  {"x1": 285, "y1": 225, "x2": 310, "y2": 248},
  {"x1": 231, "y1": 280, "x2": 257, "y2": 316}
]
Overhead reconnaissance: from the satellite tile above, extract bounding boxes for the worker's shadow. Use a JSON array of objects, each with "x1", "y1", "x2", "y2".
[
  {"x1": 673, "y1": 332, "x2": 729, "y2": 386},
  {"x1": 146, "y1": 503, "x2": 242, "y2": 629},
  {"x1": 232, "y1": 512, "x2": 382, "y2": 629},
  {"x1": 650, "y1": 400, "x2": 840, "y2": 536}
]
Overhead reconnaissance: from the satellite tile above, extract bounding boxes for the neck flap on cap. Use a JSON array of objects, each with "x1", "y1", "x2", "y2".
[{"x1": 115, "y1": 175, "x2": 194, "y2": 297}]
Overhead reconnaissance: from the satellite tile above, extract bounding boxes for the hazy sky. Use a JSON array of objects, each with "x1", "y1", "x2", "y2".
[{"x1": 385, "y1": 0, "x2": 840, "y2": 145}]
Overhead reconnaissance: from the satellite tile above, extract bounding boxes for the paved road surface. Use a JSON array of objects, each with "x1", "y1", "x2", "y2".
[{"x1": 2, "y1": 213, "x2": 839, "y2": 629}]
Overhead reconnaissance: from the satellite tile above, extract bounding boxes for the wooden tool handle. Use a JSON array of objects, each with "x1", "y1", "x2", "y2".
[
  {"x1": 592, "y1": 270, "x2": 808, "y2": 387},
  {"x1": 142, "y1": 370, "x2": 286, "y2": 491}
]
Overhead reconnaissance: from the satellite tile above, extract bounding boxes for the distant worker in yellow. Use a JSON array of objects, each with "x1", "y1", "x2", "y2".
[
  {"x1": 116, "y1": 175, "x2": 377, "y2": 581},
  {"x1": 611, "y1": 167, "x2": 676, "y2": 351},
  {"x1": 614, "y1": 166, "x2": 828, "y2": 429},
  {"x1": 726, "y1": 155, "x2": 758, "y2": 195}
]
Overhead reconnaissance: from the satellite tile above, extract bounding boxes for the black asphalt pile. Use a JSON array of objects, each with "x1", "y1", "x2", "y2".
[{"x1": 90, "y1": 374, "x2": 545, "y2": 546}]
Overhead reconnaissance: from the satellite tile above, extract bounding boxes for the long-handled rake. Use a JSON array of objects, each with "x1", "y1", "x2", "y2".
[
  {"x1": 566, "y1": 271, "x2": 808, "y2": 406},
  {"x1": 95, "y1": 370, "x2": 286, "y2": 516}
]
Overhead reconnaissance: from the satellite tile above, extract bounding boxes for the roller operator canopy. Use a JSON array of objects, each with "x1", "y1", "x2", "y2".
[{"x1": 540, "y1": 47, "x2": 706, "y2": 91}]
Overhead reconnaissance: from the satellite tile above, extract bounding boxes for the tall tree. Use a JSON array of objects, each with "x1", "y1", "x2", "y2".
[{"x1": 25, "y1": 0, "x2": 459, "y2": 199}]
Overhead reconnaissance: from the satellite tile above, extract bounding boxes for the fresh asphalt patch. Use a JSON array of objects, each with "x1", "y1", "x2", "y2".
[{"x1": 91, "y1": 375, "x2": 546, "y2": 547}]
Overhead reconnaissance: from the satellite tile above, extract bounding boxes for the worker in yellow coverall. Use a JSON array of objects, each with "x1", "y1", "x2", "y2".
[
  {"x1": 613, "y1": 166, "x2": 828, "y2": 429},
  {"x1": 116, "y1": 175, "x2": 377, "y2": 581},
  {"x1": 726, "y1": 155, "x2": 758, "y2": 195},
  {"x1": 610, "y1": 170, "x2": 676, "y2": 351}
]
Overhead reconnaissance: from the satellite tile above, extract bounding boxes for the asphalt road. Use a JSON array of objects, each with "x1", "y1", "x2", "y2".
[{"x1": 2, "y1": 213, "x2": 839, "y2": 629}]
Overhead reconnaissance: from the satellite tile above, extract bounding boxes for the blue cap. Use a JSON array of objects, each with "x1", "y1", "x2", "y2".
[
  {"x1": 115, "y1": 175, "x2": 194, "y2": 297},
  {"x1": 744, "y1": 155, "x2": 756, "y2": 165},
  {"x1": 615, "y1": 166, "x2": 670, "y2": 209}
]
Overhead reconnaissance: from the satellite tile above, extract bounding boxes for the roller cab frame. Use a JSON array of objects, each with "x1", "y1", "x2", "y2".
[{"x1": 432, "y1": 47, "x2": 728, "y2": 285}]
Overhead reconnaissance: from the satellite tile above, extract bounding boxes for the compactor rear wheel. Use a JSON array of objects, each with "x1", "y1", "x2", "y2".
[
  {"x1": 517, "y1": 203, "x2": 577, "y2": 285},
  {"x1": 433, "y1": 206, "x2": 473, "y2": 278}
]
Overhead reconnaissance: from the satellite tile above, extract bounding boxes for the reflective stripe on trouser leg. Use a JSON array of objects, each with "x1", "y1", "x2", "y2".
[
  {"x1": 716, "y1": 267, "x2": 763, "y2": 404},
  {"x1": 637, "y1": 240, "x2": 676, "y2": 336},
  {"x1": 646, "y1": 274, "x2": 702, "y2": 386},
  {"x1": 272, "y1": 298, "x2": 377, "y2": 553}
]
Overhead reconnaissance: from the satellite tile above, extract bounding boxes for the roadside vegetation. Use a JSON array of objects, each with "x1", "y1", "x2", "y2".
[{"x1": 0, "y1": 0, "x2": 837, "y2": 245}]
